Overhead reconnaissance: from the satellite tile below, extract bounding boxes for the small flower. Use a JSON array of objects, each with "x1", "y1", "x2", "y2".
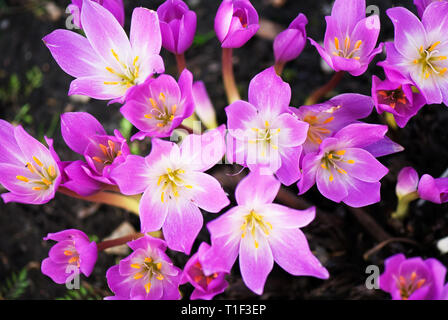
[
  {"x1": 68, "y1": 0, "x2": 124, "y2": 29},
  {"x1": 215, "y1": 0, "x2": 259, "y2": 48},
  {"x1": 0, "y1": 120, "x2": 61, "y2": 205},
  {"x1": 291, "y1": 93, "x2": 374, "y2": 154},
  {"x1": 60, "y1": 112, "x2": 130, "y2": 191},
  {"x1": 384, "y1": 3, "x2": 448, "y2": 105},
  {"x1": 273, "y1": 13, "x2": 308, "y2": 65},
  {"x1": 41, "y1": 229, "x2": 97, "y2": 285},
  {"x1": 226, "y1": 67, "x2": 309, "y2": 186},
  {"x1": 201, "y1": 170, "x2": 329, "y2": 295},
  {"x1": 106, "y1": 235, "x2": 181, "y2": 300},
  {"x1": 157, "y1": 0, "x2": 197, "y2": 55},
  {"x1": 299, "y1": 123, "x2": 391, "y2": 207},
  {"x1": 120, "y1": 69, "x2": 194, "y2": 139},
  {"x1": 413, "y1": 0, "x2": 447, "y2": 18},
  {"x1": 418, "y1": 174, "x2": 448, "y2": 204},
  {"x1": 110, "y1": 128, "x2": 229, "y2": 254},
  {"x1": 309, "y1": 0, "x2": 383, "y2": 76},
  {"x1": 379, "y1": 253, "x2": 447, "y2": 300},
  {"x1": 43, "y1": 1, "x2": 164, "y2": 102},
  {"x1": 372, "y1": 71, "x2": 427, "y2": 128},
  {"x1": 396, "y1": 167, "x2": 420, "y2": 199},
  {"x1": 180, "y1": 242, "x2": 228, "y2": 300}
]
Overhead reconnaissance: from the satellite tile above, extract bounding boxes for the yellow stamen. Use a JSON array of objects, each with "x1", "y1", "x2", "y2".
[
  {"x1": 156, "y1": 274, "x2": 164, "y2": 280},
  {"x1": 144, "y1": 257, "x2": 152, "y2": 263},
  {"x1": 131, "y1": 264, "x2": 141, "y2": 269},
  {"x1": 47, "y1": 165, "x2": 56, "y2": 177},
  {"x1": 16, "y1": 176, "x2": 29, "y2": 182},
  {"x1": 334, "y1": 37, "x2": 340, "y2": 50},
  {"x1": 68, "y1": 256, "x2": 79, "y2": 264},
  {"x1": 347, "y1": 160, "x2": 355, "y2": 164},
  {"x1": 322, "y1": 116, "x2": 334, "y2": 124},
  {"x1": 156, "y1": 263, "x2": 162, "y2": 270},
  {"x1": 64, "y1": 250, "x2": 73, "y2": 256},
  {"x1": 254, "y1": 240, "x2": 259, "y2": 249},
  {"x1": 336, "y1": 150, "x2": 346, "y2": 156},
  {"x1": 344, "y1": 36, "x2": 350, "y2": 50},
  {"x1": 149, "y1": 98, "x2": 158, "y2": 109},
  {"x1": 108, "y1": 140, "x2": 115, "y2": 152},
  {"x1": 156, "y1": 123, "x2": 164, "y2": 127},
  {"x1": 103, "y1": 81, "x2": 119, "y2": 85},
  {"x1": 425, "y1": 72, "x2": 431, "y2": 79},
  {"x1": 337, "y1": 169, "x2": 347, "y2": 174},
  {"x1": 134, "y1": 272, "x2": 144, "y2": 280},
  {"x1": 265, "y1": 120, "x2": 270, "y2": 128},
  {"x1": 354, "y1": 40, "x2": 362, "y2": 50},
  {"x1": 428, "y1": 41, "x2": 441, "y2": 52},
  {"x1": 144, "y1": 114, "x2": 153, "y2": 119},
  {"x1": 184, "y1": 185, "x2": 193, "y2": 189},
  {"x1": 99, "y1": 144, "x2": 108, "y2": 156},
  {"x1": 32, "y1": 187, "x2": 42, "y2": 191},
  {"x1": 321, "y1": 164, "x2": 327, "y2": 169},
  {"x1": 328, "y1": 154, "x2": 333, "y2": 159},
  {"x1": 159, "y1": 92, "x2": 166, "y2": 103},
  {"x1": 435, "y1": 56, "x2": 447, "y2": 61},
  {"x1": 33, "y1": 156, "x2": 43, "y2": 167},
  {"x1": 41, "y1": 178, "x2": 52, "y2": 186},
  {"x1": 26, "y1": 163, "x2": 36, "y2": 174},
  {"x1": 171, "y1": 104, "x2": 177, "y2": 114},
  {"x1": 133, "y1": 56, "x2": 139, "y2": 66},
  {"x1": 92, "y1": 156, "x2": 103, "y2": 163},
  {"x1": 329, "y1": 174, "x2": 334, "y2": 182},
  {"x1": 440, "y1": 68, "x2": 447, "y2": 76},
  {"x1": 144, "y1": 282, "x2": 151, "y2": 294},
  {"x1": 161, "y1": 192, "x2": 164, "y2": 203}
]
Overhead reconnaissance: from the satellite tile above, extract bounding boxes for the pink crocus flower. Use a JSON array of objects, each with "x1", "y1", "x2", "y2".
[
  {"x1": 110, "y1": 128, "x2": 229, "y2": 254},
  {"x1": 273, "y1": 13, "x2": 308, "y2": 65},
  {"x1": 157, "y1": 0, "x2": 197, "y2": 55},
  {"x1": 384, "y1": 3, "x2": 448, "y2": 105},
  {"x1": 201, "y1": 170, "x2": 329, "y2": 295},
  {"x1": 379, "y1": 253, "x2": 447, "y2": 300},
  {"x1": 299, "y1": 123, "x2": 391, "y2": 207},
  {"x1": 215, "y1": 0, "x2": 260, "y2": 48},
  {"x1": 106, "y1": 235, "x2": 181, "y2": 300},
  {"x1": 120, "y1": 69, "x2": 194, "y2": 140},
  {"x1": 0, "y1": 120, "x2": 61, "y2": 205},
  {"x1": 68, "y1": 0, "x2": 124, "y2": 29},
  {"x1": 41, "y1": 229, "x2": 97, "y2": 285},
  {"x1": 225, "y1": 67, "x2": 309, "y2": 186},
  {"x1": 180, "y1": 242, "x2": 228, "y2": 300},
  {"x1": 43, "y1": 0, "x2": 164, "y2": 102},
  {"x1": 309, "y1": 0, "x2": 383, "y2": 76}
]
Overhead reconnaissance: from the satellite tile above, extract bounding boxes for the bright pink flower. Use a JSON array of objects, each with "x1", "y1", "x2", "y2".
[
  {"x1": 274, "y1": 13, "x2": 308, "y2": 65},
  {"x1": 201, "y1": 170, "x2": 329, "y2": 295},
  {"x1": 41, "y1": 229, "x2": 97, "y2": 285},
  {"x1": 414, "y1": 0, "x2": 448, "y2": 18},
  {"x1": 106, "y1": 235, "x2": 181, "y2": 300},
  {"x1": 68, "y1": 0, "x2": 124, "y2": 29},
  {"x1": 396, "y1": 167, "x2": 419, "y2": 199},
  {"x1": 43, "y1": 1, "x2": 164, "y2": 102}
]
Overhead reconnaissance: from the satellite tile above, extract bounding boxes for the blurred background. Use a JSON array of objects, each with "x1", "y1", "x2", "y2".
[{"x1": 0, "y1": 0, "x2": 447, "y2": 300}]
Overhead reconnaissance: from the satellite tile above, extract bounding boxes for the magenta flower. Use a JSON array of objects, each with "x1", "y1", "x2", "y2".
[
  {"x1": 111, "y1": 128, "x2": 229, "y2": 254},
  {"x1": 226, "y1": 67, "x2": 309, "y2": 186},
  {"x1": 418, "y1": 174, "x2": 448, "y2": 204},
  {"x1": 291, "y1": 94, "x2": 374, "y2": 154},
  {"x1": 192, "y1": 81, "x2": 218, "y2": 129},
  {"x1": 61, "y1": 112, "x2": 129, "y2": 190},
  {"x1": 372, "y1": 71, "x2": 426, "y2": 128},
  {"x1": 68, "y1": 0, "x2": 124, "y2": 29},
  {"x1": 106, "y1": 235, "x2": 181, "y2": 300},
  {"x1": 215, "y1": 0, "x2": 259, "y2": 48},
  {"x1": 41, "y1": 229, "x2": 97, "y2": 285},
  {"x1": 120, "y1": 69, "x2": 194, "y2": 140},
  {"x1": 414, "y1": 0, "x2": 447, "y2": 18},
  {"x1": 200, "y1": 170, "x2": 329, "y2": 295},
  {"x1": 180, "y1": 242, "x2": 228, "y2": 300},
  {"x1": 0, "y1": 120, "x2": 61, "y2": 205},
  {"x1": 43, "y1": 1, "x2": 164, "y2": 102},
  {"x1": 157, "y1": 0, "x2": 197, "y2": 55},
  {"x1": 396, "y1": 167, "x2": 420, "y2": 199},
  {"x1": 379, "y1": 253, "x2": 447, "y2": 300},
  {"x1": 309, "y1": 0, "x2": 382, "y2": 76},
  {"x1": 298, "y1": 123, "x2": 391, "y2": 207},
  {"x1": 384, "y1": 3, "x2": 448, "y2": 105},
  {"x1": 273, "y1": 13, "x2": 308, "y2": 65}
]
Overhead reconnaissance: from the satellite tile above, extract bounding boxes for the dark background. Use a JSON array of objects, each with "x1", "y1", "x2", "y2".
[{"x1": 0, "y1": 0, "x2": 447, "y2": 300}]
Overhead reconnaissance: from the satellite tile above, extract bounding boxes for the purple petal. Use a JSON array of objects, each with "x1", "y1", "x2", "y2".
[
  {"x1": 130, "y1": 7, "x2": 161, "y2": 58},
  {"x1": 191, "y1": 172, "x2": 229, "y2": 213},
  {"x1": 235, "y1": 170, "x2": 280, "y2": 206}
]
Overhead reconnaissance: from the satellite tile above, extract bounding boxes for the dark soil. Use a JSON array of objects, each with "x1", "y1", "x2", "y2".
[{"x1": 0, "y1": 0, "x2": 447, "y2": 300}]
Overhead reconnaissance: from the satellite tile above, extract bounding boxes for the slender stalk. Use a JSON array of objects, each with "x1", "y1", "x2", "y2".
[
  {"x1": 391, "y1": 192, "x2": 420, "y2": 220},
  {"x1": 222, "y1": 48, "x2": 241, "y2": 104},
  {"x1": 58, "y1": 187, "x2": 140, "y2": 216},
  {"x1": 175, "y1": 53, "x2": 186, "y2": 75},
  {"x1": 304, "y1": 71, "x2": 345, "y2": 105},
  {"x1": 97, "y1": 233, "x2": 144, "y2": 251},
  {"x1": 274, "y1": 61, "x2": 285, "y2": 76}
]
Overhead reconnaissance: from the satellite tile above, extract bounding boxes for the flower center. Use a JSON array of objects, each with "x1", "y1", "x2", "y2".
[
  {"x1": 144, "y1": 92, "x2": 177, "y2": 128},
  {"x1": 92, "y1": 139, "x2": 122, "y2": 166},
  {"x1": 63, "y1": 246, "x2": 80, "y2": 268},
  {"x1": 192, "y1": 262, "x2": 219, "y2": 290},
  {"x1": 396, "y1": 271, "x2": 427, "y2": 300},
  {"x1": 131, "y1": 257, "x2": 164, "y2": 294},
  {"x1": 241, "y1": 209, "x2": 273, "y2": 249},
  {"x1": 249, "y1": 121, "x2": 281, "y2": 154},
  {"x1": 303, "y1": 113, "x2": 335, "y2": 145},
  {"x1": 16, "y1": 156, "x2": 57, "y2": 192},
  {"x1": 333, "y1": 36, "x2": 362, "y2": 60},
  {"x1": 234, "y1": 8, "x2": 248, "y2": 28},
  {"x1": 321, "y1": 149, "x2": 355, "y2": 182},
  {"x1": 157, "y1": 167, "x2": 193, "y2": 203},
  {"x1": 377, "y1": 86, "x2": 407, "y2": 109},
  {"x1": 413, "y1": 42, "x2": 448, "y2": 79},
  {"x1": 104, "y1": 49, "x2": 140, "y2": 88}
]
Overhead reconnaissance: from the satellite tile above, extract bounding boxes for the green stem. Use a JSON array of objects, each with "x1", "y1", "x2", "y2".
[
  {"x1": 222, "y1": 48, "x2": 241, "y2": 104},
  {"x1": 305, "y1": 71, "x2": 345, "y2": 105},
  {"x1": 58, "y1": 187, "x2": 140, "y2": 216},
  {"x1": 391, "y1": 191, "x2": 419, "y2": 220}
]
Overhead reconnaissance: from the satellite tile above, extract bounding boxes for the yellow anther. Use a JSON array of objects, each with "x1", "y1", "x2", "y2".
[
  {"x1": 64, "y1": 250, "x2": 73, "y2": 256},
  {"x1": 16, "y1": 176, "x2": 29, "y2": 182},
  {"x1": 254, "y1": 240, "x2": 259, "y2": 249},
  {"x1": 329, "y1": 174, "x2": 334, "y2": 182},
  {"x1": 32, "y1": 187, "x2": 42, "y2": 191},
  {"x1": 41, "y1": 178, "x2": 52, "y2": 186},
  {"x1": 108, "y1": 140, "x2": 115, "y2": 151},
  {"x1": 353, "y1": 56, "x2": 360, "y2": 60},
  {"x1": 133, "y1": 56, "x2": 139, "y2": 66},
  {"x1": 159, "y1": 92, "x2": 166, "y2": 103},
  {"x1": 144, "y1": 114, "x2": 153, "y2": 119},
  {"x1": 111, "y1": 49, "x2": 120, "y2": 61},
  {"x1": 156, "y1": 274, "x2": 164, "y2": 280},
  {"x1": 271, "y1": 145, "x2": 278, "y2": 150},
  {"x1": 157, "y1": 176, "x2": 163, "y2": 186},
  {"x1": 252, "y1": 127, "x2": 259, "y2": 132},
  {"x1": 33, "y1": 156, "x2": 43, "y2": 167},
  {"x1": 99, "y1": 144, "x2": 108, "y2": 156},
  {"x1": 92, "y1": 156, "x2": 103, "y2": 163},
  {"x1": 105, "y1": 66, "x2": 117, "y2": 74},
  {"x1": 419, "y1": 46, "x2": 424, "y2": 53},
  {"x1": 161, "y1": 192, "x2": 164, "y2": 203},
  {"x1": 337, "y1": 169, "x2": 347, "y2": 174},
  {"x1": 328, "y1": 154, "x2": 333, "y2": 159},
  {"x1": 336, "y1": 150, "x2": 346, "y2": 156},
  {"x1": 144, "y1": 257, "x2": 152, "y2": 263},
  {"x1": 322, "y1": 116, "x2": 334, "y2": 124},
  {"x1": 133, "y1": 272, "x2": 144, "y2": 280},
  {"x1": 354, "y1": 40, "x2": 362, "y2": 50},
  {"x1": 156, "y1": 123, "x2": 164, "y2": 127},
  {"x1": 347, "y1": 159, "x2": 355, "y2": 164},
  {"x1": 436, "y1": 56, "x2": 447, "y2": 61},
  {"x1": 144, "y1": 282, "x2": 151, "y2": 294},
  {"x1": 413, "y1": 59, "x2": 419, "y2": 64},
  {"x1": 440, "y1": 68, "x2": 447, "y2": 76},
  {"x1": 169, "y1": 115, "x2": 174, "y2": 121},
  {"x1": 103, "y1": 81, "x2": 119, "y2": 85},
  {"x1": 344, "y1": 36, "x2": 350, "y2": 50},
  {"x1": 428, "y1": 41, "x2": 441, "y2": 52},
  {"x1": 47, "y1": 165, "x2": 56, "y2": 177},
  {"x1": 131, "y1": 264, "x2": 141, "y2": 269},
  {"x1": 149, "y1": 98, "x2": 158, "y2": 109},
  {"x1": 68, "y1": 256, "x2": 79, "y2": 264},
  {"x1": 334, "y1": 37, "x2": 340, "y2": 50},
  {"x1": 265, "y1": 121, "x2": 270, "y2": 128},
  {"x1": 26, "y1": 163, "x2": 36, "y2": 174},
  {"x1": 171, "y1": 104, "x2": 177, "y2": 114},
  {"x1": 321, "y1": 164, "x2": 327, "y2": 169},
  {"x1": 156, "y1": 263, "x2": 162, "y2": 270},
  {"x1": 425, "y1": 72, "x2": 431, "y2": 79},
  {"x1": 184, "y1": 185, "x2": 193, "y2": 189}
]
